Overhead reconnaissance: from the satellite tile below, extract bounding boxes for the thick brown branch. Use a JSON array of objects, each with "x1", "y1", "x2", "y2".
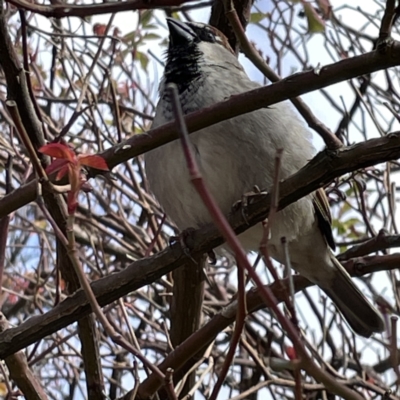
[
  {"x1": 5, "y1": 0, "x2": 197, "y2": 18},
  {"x1": 209, "y1": 0, "x2": 253, "y2": 54},
  {"x1": 135, "y1": 253, "x2": 399, "y2": 399},
  {"x1": 102, "y1": 42, "x2": 400, "y2": 169},
  {"x1": 0, "y1": 133, "x2": 399, "y2": 359},
  {"x1": 0, "y1": 313, "x2": 49, "y2": 400},
  {"x1": 337, "y1": 232, "x2": 400, "y2": 260},
  {"x1": 2, "y1": 42, "x2": 400, "y2": 219}
]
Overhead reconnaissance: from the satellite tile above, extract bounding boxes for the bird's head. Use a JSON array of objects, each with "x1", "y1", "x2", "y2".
[{"x1": 163, "y1": 18, "x2": 241, "y2": 93}]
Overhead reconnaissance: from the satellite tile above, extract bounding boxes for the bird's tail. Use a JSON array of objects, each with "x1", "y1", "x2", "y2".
[{"x1": 323, "y1": 257, "x2": 385, "y2": 338}]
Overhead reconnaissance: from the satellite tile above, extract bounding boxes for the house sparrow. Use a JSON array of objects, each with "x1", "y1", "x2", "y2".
[{"x1": 145, "y1": 18, "x2": 385, "y2": 337}]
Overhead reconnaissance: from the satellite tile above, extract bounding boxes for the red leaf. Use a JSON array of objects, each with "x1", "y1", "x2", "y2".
[
  {"x1": 285, "y1": 346, "x2": 297, "y2": 360},
  {"x1": 93, "y1": 23, "x2": 107, "y2": 36},
  {"x1": 40, "y1": 142, "x2": 108, "y2": 215},
  {"x1": 45, "y1": 158, "x2": 69, "y2": 176},
  {"x1": 56, "y1": 164, "x2": 69, "y2": 181},
  {"x1": 39, "y1": 143, "x2": 76, "y2": 162},
  {"x1": 79, "y1": 155, "x2": 109, "y2": 171}
]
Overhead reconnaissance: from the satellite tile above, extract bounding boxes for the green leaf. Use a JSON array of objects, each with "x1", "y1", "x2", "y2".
[
  {"x1": 250, "y1": 12, "x2": 267, "y2": 24},
  {"x1": 123, "y1": 31, "x2": 136, "y2": 43},
  {"x1": 160, "y1": 37, "x2": 169, "y2": 47},
  {"x1": 144, "y1": 23, "x2": 159, "y2": 30},
  {"x1": 142, "y1": 33, "x2": 161, "y2": 41},
  {"x1": 136, "y1": 51, "x2": 149, "y2": 71},
  {"x1": 171, "y1": 12, "x2": 181, "y2": 20},
  {"x1": 303, "y1": 2, "x2": 325, "y2": 33},
  {"x1": 141, "y1": 10, "x2": 153, "y2": 27}
]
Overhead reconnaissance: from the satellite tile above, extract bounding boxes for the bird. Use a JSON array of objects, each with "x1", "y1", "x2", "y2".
[{"x1": 144, "y1": 18, "x2": 385, "y2": 337}]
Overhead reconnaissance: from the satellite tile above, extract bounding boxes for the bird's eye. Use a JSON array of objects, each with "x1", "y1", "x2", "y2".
[
  {"x1": 198, "y1": 30, "x2": 216, "y2": 43},
  {"x1": 186, "y1": 23, "x2": 217, "y2": 44}
]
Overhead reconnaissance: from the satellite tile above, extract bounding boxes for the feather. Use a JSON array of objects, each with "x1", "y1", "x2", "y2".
[{"x1": 313, "y1": 188, "x2": 336, "y2": 250}]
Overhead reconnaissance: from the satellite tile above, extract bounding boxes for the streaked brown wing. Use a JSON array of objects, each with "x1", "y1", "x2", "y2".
[{"x1": 313, "y1": 188, "x2": 336, "y2": 251}]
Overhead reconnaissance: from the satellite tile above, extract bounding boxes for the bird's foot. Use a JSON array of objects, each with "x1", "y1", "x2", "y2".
[
  {"x1": 376, "y1": 36, "x2": 394, "y2": 53},
  {"x1": 231, "y1": 185, "x2": 267, "y2": 224},
  {"x1": 169, "y1": 228, "x2": 197, "y2": 263}
]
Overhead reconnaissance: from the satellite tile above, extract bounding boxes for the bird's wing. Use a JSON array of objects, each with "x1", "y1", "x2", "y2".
[{"x1": 312, "y1": 188, "x2": 336, "y2": 250}]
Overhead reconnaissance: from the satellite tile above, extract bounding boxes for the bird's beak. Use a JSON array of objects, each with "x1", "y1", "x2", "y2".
[{"x1": 166, "y1": 18, "x2": 196, "y2": 46}]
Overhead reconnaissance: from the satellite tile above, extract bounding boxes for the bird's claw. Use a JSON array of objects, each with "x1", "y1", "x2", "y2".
[
  {"x1": 169, "y1": 228, "x2": 197, "y2": 263},
  {"x1": 231, "y1": 185, "x2": 267, "y2": 224},
  {"x1": 376, "y1": 36, "x2": 394, "y2": 53}
]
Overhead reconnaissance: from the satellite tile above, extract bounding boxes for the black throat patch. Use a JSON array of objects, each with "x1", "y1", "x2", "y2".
[{"x1": 164, "y1": 42, "x2": 203, "y2": 95}]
